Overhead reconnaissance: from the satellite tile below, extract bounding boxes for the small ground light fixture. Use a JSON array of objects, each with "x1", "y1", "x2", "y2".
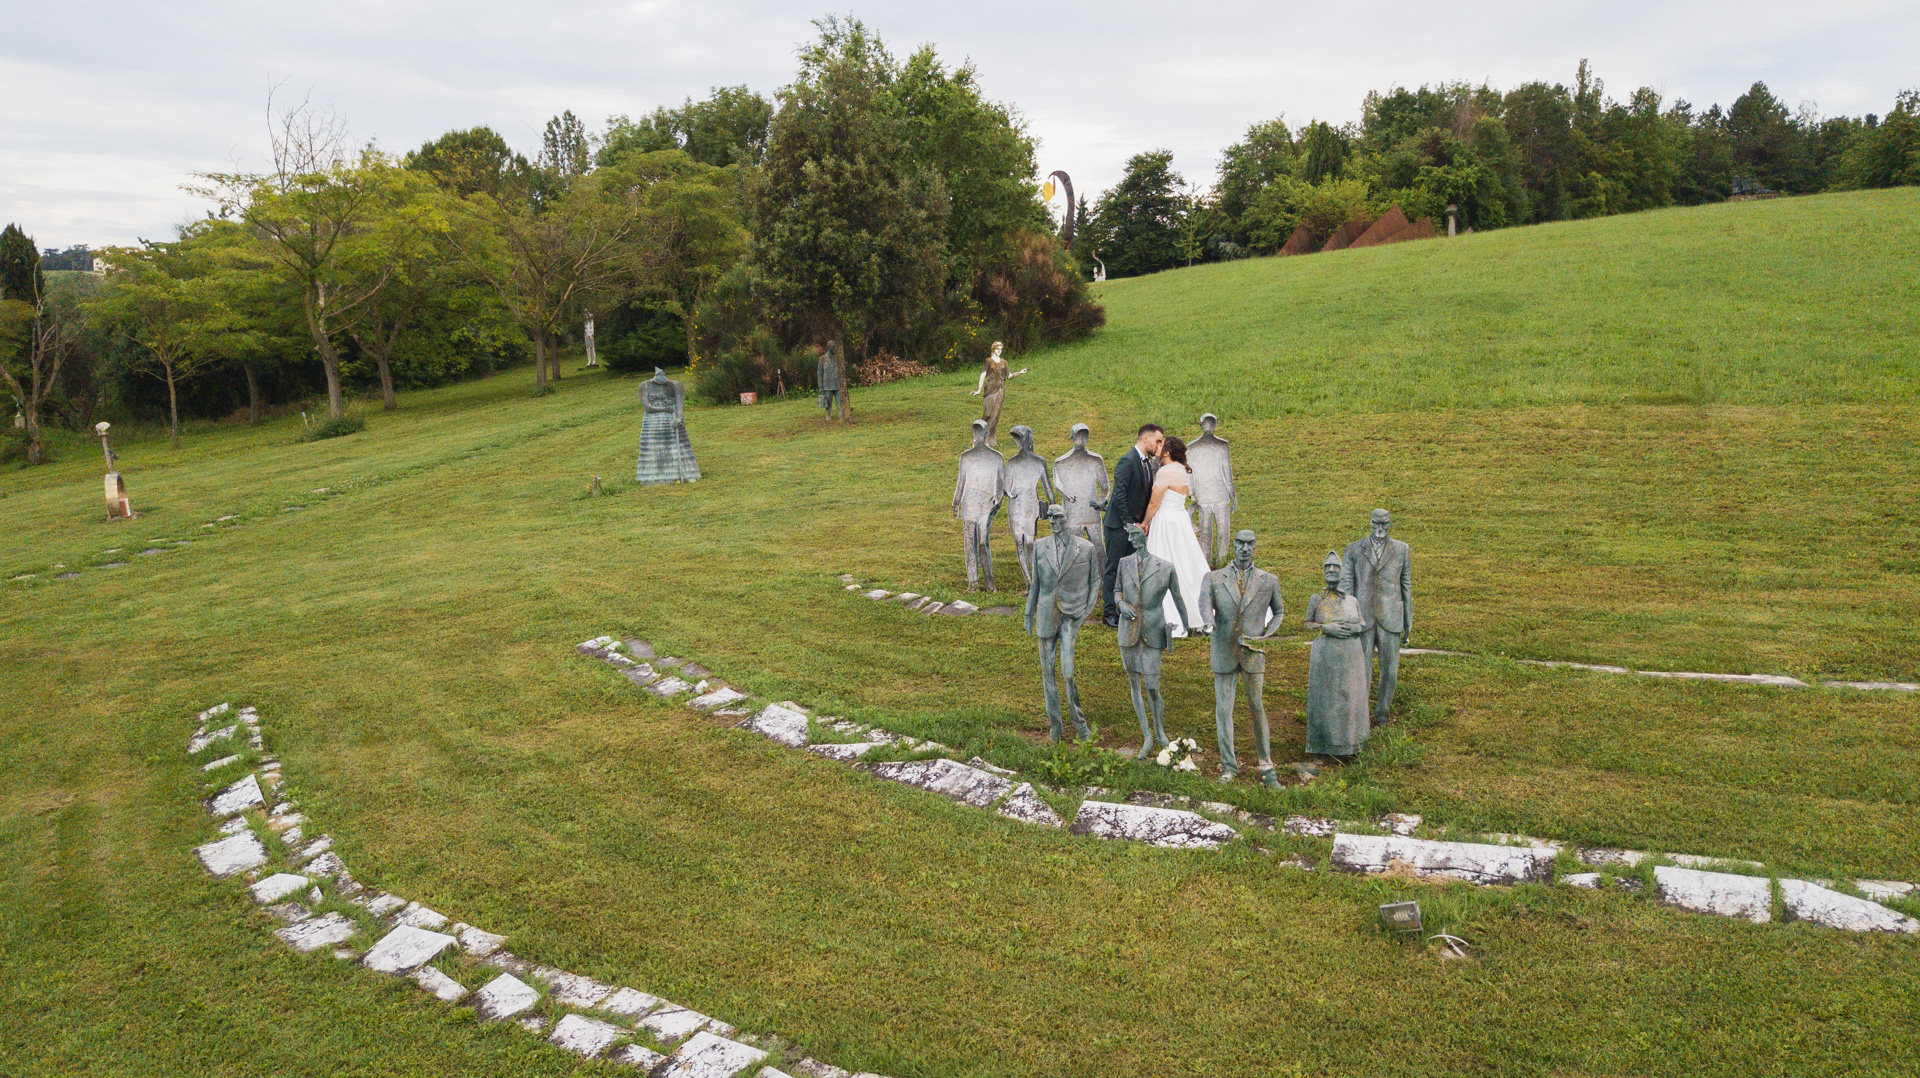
[{"x1": 1379, "y1": 900, "x2": 1422, "y2": 933}]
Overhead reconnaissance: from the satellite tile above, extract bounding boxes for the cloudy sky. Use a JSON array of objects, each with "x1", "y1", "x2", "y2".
[{"x1": 5, "y1": 1, "x2": 1915, "y2": 248}]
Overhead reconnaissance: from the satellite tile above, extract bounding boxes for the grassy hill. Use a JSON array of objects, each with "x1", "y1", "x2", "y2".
[{"x1": 3, "y1": 189, "x2": 1916, "y2": 1077}]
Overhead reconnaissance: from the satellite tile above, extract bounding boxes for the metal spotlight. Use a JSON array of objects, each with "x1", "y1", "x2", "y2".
[{"x1": 1379, "y1": 900, "x2": 1422, "y2": 933}]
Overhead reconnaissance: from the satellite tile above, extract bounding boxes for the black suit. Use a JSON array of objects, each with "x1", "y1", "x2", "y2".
[{"x1": 1102, "y1": 447, "x2": 1152, "y2": 614}]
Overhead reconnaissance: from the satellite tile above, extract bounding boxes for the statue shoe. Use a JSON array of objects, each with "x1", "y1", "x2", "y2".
[
  {"x1": 1259, "y1": 768, "x2": 1281, "y2": 790},
  {"x1": 1218, "y1": 769, "x2": 1238, "y2": 783}
]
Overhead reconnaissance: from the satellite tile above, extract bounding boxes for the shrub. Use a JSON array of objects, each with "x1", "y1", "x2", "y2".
[{"x1": 306, "y1": 416, "x2": 365, "y2": 441}]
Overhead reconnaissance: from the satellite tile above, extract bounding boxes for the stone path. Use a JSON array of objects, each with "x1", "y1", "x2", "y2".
[
  {"x1": 185, "y1": 701, "x2": 898, "y2": 1078},
  {"x1": 580, "y1": 632, "x2": 1920, "y2": 939}
]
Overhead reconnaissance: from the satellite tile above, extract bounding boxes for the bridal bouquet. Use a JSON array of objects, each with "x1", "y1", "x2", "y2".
[{"x1": 1154, "y1": 737, "x2": 1201, "y2": 771}]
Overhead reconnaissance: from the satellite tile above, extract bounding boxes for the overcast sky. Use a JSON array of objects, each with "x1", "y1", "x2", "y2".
[{"x1": 5, "y1": 1, "x2": 1915, "y2": 248}]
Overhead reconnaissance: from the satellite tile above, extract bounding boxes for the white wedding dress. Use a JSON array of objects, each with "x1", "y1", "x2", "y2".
[{"x1": 1144, "y1": 464, "x2": 1213, "y2": 638}]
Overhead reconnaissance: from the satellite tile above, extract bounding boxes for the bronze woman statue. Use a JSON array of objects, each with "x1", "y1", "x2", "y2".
[
  {"x1": 1304, "y1": 550, "x2": 1370, "y2": 757},
  {"x1": 969, "y1": 341, "x2": 1026, "y2": 447}
]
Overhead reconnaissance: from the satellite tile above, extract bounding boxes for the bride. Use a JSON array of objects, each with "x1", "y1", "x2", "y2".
[{"x1": 1142, "y1": 437, "x2": 1213, "y2": 637}]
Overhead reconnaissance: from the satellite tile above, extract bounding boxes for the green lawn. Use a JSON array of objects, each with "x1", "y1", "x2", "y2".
[{"x1": 3, "y1": 189, "x2": 1917, "y2": 1077}]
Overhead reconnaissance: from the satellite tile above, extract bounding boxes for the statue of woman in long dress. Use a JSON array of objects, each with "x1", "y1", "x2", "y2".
[
  {"x1": 636, "y1": 367, "x2": 699, "y2": 484},
  {"x1": 969, "y1": 341, "x2": 1026, "y2": 447},
  {"x1": 1304, "y1": 550, "x2": 1370, "y2": 757}
]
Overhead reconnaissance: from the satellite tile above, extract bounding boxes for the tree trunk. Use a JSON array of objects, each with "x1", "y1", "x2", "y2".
[
  {"x1": 533, "y1": 330, "x2": 548, "y2": 391},
  {"x1": 242, "y1": 359, "x2": 263, "y2": 426},
  {"x1": 548, "y1": 333, "x2": 562, "y2": 381},
  {"x1": 165, "y1": 364, "x2": 180, "y2": 450},
  {"x1": 23, "y1": 406, "x2": 41, "y2": 465},
  {"x1": 304, "y1": 285, "x2": 346, "y2": 419},
  {"x1": 375, "y1": 348, "x2": 396, "y2": 411}
]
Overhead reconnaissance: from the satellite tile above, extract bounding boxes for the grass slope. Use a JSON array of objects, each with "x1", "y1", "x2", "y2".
[{"x1": 3, "y1": 190, "x2": 1917, "y2": 1077}]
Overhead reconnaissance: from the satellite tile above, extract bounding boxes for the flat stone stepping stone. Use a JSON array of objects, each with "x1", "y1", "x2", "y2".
[
  {"x1": 624, "y1": 665, "x2": 660, "y2": 687},
  {"x1": 218, "y1": 817, "x2": 251, "y2": 836},
  {"x1": 454, "y1": 923, "x2": 505, "y2": 956},
  {"x1": 249, "y1": 873, "x2": 310, "y2": 904},
  {"x1": 1519, "y1": 659, "x2": 1632, "y2": 674},
  {"x1": 187, "y1": 725, "x2": 238, "y2": 753},
  {"x1": 868, "y1": 758, "x2": 1015, "y2": 808},
  {"x1": 411, "y1": 965, "x2": 468, "y2": 1002},
  {"x1": 604, "y1": 653, "x2": 639, "y2": 668},
  {"x1": 654, "y1": 1031, "x2": 767, "y2": 1078},
  {"x1": 205, "y1": 773, "x2": 264, "y2": 818},
  {"x1": 275, "y1": 911, "x2": 356, "y2": 952},
  {"x1": 1857, "y1": 879, "x2": 1917, "y2": 902},
  {"x1": 532, "y1": 966, "x2": 614, "y2": 1007},
  {"x1": 919, "y1": 602, "x2": 946, "y2": 615},
  {"x1": 1779, "y1": 879, "x2": 1920, "y2": 933},
  {"x1": 473, "y1": 972, "x2": 541, "y2": 1021},
  {"x1": 361, "y1": 892, "x2": 407, "y2": 918},
  {"x1": 997, "y1": 783, "x2": 1064, "y2": 827},
  {"x1": 1826, "y1": 680, "x2": 1919, "y2": 692},
  {"x1": 1667, "y1": 852, "x2": 1765, "y2": 871},
  {"x1": 577, "y1": 635, "x2": 617, "y2": 654},
  {"x1": 362, "y1": 924, "x2": 456, "y2": 974},
  {"x1": 681, "y1": 662, "x2": 712, "y2": 678},
  {"x1": 1072, "y1": 801, "x2": 1240, "y2": 849},
  {"x1": 303, "y1": 851, "x2": 349, "y2": 879},
  {"x1": 908, "y1": 597, "x2": 931, "y2": 611},
  {"x1": 862, "y1": 589, "x2": 891, "y2": 600},
  {"x1": 624, "y1": 638, "x2": 655, "y2": 658},
  {"x1": 1577, "y1": 847, "x2": 1650, "y2": 868},
  {"x1": 737, "y1": 703, "x2": 811, "y2": 748},
  {"x1": 1331, "y1": 834, "x2": 1556, "y2": 884},
  {"x1": 196, "y1": 830, "x2": 268, "y2": 876},
  {"x1": 656, "y1": 656, "x2": 686, "y2": 668},
  {"x1": 549, "y1": 1013, "x2": 625, "y2": 1058},
  {"x1": 689, "y1": 687, "x2": 748, "y2": 711},
  {"x1": 809, "y1": 742, "x2": 884, "y2": 762},
  {"x1": 640, "y1": 1004, "x2": 727, "y2": 1041},
  {"x1": 264, "y1": 901, "x2": 312, "y2": 923},
  {"x1": 1282, "y1": 816, "x2": 1337, "y2": 837},
  {"x1": 293, "y1": 835, "x2": 334, "y2": 863},
  {"x1": 1653, "y1": 866, "x2": 1772, "y2": 923},
  {"x1": 978, "y1": 606, "x2": 1018, "y2": 615},
  {"x1": 968, "y1": 756, "x2": 1016, "y2": 776},
  {"x1": 888, "y1": 592, "x2": 920, "y2": 603},
  {"x1": 942, "y1": 600, "x2": 979, "y2": 615},
  {"x1": 1375, "y1": 813, "x2": 1423, "y2": 835},
  {"x1": 844, "y1": 584, "x2": 862, "y2": 591},
  {"x1": 600, "y1": 986, "x2": 664, "y2": 1017},
  {"x1": 1635, "y1": 669, "x2": 1808, "y2": 688},
  {"x1": 395, "y1": 902, "x2": 448, "y2": 929},
  {"x1": 612, "y1": 1044, "x2": 667, "y2": 1069},
  {"x1": 649, "y1": 676, "x2": 694, "y2": 697}
]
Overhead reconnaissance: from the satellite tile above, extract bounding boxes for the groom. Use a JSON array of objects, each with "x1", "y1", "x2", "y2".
[{"x1": 1101, "y1": 424, "x2": 1165, "y2": 627}]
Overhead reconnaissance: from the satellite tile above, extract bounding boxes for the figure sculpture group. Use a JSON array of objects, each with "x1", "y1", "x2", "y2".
[{"x1": 951, "y1": 382, "x2": 1413, "y2": 784}]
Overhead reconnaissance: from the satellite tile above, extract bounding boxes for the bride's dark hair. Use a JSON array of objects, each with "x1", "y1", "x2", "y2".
[{"x1": 1163, "y1": 436, "x2": 1192, "y2": 473}]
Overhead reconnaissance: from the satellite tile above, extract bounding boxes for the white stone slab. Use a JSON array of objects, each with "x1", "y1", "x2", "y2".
[
  {"x1": 455, "y1": 923, "x2": 505, "y2": 956},
  {"x1": 1636, "y1": 669, "x2": 1809, "y2": 688},
  {"x1": 412, "y1": 964, "x2": 469, "y2": 1002},
  {"x1": 654, "y1": 1031, "x2": 768, "y2": 1078},
  {"x1": 808, "y1": 742, "x2": 884, "y2": 762},
  {"x1": 293, "y1": 835, "x2": 334, "y2": 863},
  {"x1": 689, "y1": 687, "x2": 748, "y2": 711},
  {"x1": 362, "y1": 924, "x2": 456, "y2": 974},
  {"x1": 263, "y1": 901, "x2": 311, "y2": 924},
  {"x1": 532, "y1": 966, "x2": 614, "y2": 1007},
  {"x1": 1519, "y1": 659, "x2": 1632, "y2": 674},
  {"x1": 206, "y1": 773, "x2": 264, "y2": 817},
  {"x1": 862, "y1": 589, "x2": 891, "y2": 600},
  {"x1": 1666, "y1": 852, "x2": 1766, "y2": 871},
  {"x1": 361, "y1": 892, "x2": 406, "y2": 918},
  {"x1": 1779, "y1": 879, "x2": 1920, "y2": 934},
  {"x1": 1653, "y1": 866, "x2": 1772, "y2": 922},
  {"x1": 549, "y1": 1013, "x2": 625, "y2": 1058},
  {"x1": 1281, "y1": 816, "x2": 1337, "y2": 838},
  {"x1": 919, "y1": 602, "x2": 946, "y2": 615},
  {"x1": 578, "y1": 635, "x2": 617, "y2": 654},
  {"x1": 640, "y1": 1004, "x2": 721, "y2": 1041},
  {"x1": 624, "y1": 666, "x2": 660, "y2": 687},
  {"x1": 1577, "y1": 847, "x2": 1650, "y2": 868},
  {"x1": 303, "y1": 852, "x2": 348, "y2": 879},
  {"x1": 473, "y1": 973, "x2": 541, "y2": 1021},
  {"x1": 1857, "y1": 879, "x2": 1917, "y2": 902},
  {"x1": 218, "y1": 817, "x2": 250, "y2": 836},
  {"x1": 890, "y1": 592, "x2": 921, "y2": 604},
  {"x1": 791, "y1": 1061, "x2": 851, "y2": 1078},
  {"x1": 649, "y1": 677, "x2": 694, "y2": 697},
  {"x1": 968, "y1": 756, "x2": 1016, "y2": 776},
  {"x1": 604, "y1": 653, "x2": 638, "y2": 668},
  {"x1": 869, "y1": 758, "x2": 1016, "y2": 808},
  {"x1": 201, "y1": 753, "x2": 242, "y2": 772},
  {"x1": 518, "y1": 1016, "x2": 547, "y2": 1034},
  {"x1": 1330, "y1": 833, "x2": 1557, "y2": 885},
  {"x1": 1376, "y1": 813, "x2": 1423, "y2": 836},
  {"x1": 198, "y1": 702, "x2": 232, "y2": 722},
  {"x1": 997, "y1": 783, "x2": 1064, "y2": 828},
  {"x1": 943, "y1": 600, "x2": 979, "y2": 615},
  {"x1": 600, "y1": 986, "x2": 663, "y2": 1017},
  {"x1": 1564, "y1": 872, "x2": 1604, "y2": 888},
  {"x1": 249, "y1": 873, "x2": 311, "y2": 904},
  {"x1": 1070, "y1": 800, "x2": 1240, "y2": 849},
  {"x1": 394, "y1": 901, "x2": 448, "y2": 929},
  {"x1": 737, "y1": 703, "x2": 812, "y2": 748},
  {"x1": 612, "y1": 1044, "x2": 668, "y2": 1069},
  {"x1": 275, "y1": 911, "x2": 356, "y2": 952},
  {"x1": 196, "y1": 830, "x2": 269, "y2": 877},
  {"x1": 188, "y1": 725, "x2": 238, "y2": 754},
  {"x1": 1825, "y1": 680, "x2": 1920, "y2": 692}
]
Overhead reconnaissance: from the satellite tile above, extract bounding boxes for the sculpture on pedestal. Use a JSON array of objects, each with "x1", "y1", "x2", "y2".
[
  {"x1": 1304, "y1": 550, "x2": 1370, "y2": 757},
  {"x1": 636, "y1": 368, "x2": 699, "y2": 484},
  {"x1": 1116, "y1": 522, "x2": 1189, "y2": 758},
  {"x1": 1187, "y1": 413, "x2": 1236, "y2": 565},
  {"x1": 1002, "y1": 425, "x2": 1056, "y2": 589},
  {"x1": 1197, "y1": 530, "x2": 1284, "y2": 787},
  {"x1": 952, "y1": 419, "x2": 1005, "y2": 591},
  {"x1": 1025, "y1": 503, "x2": 1099, "y2": 741},
  {"x1": 969, "y1": 342, "x2": 1026, "y2": 447},
  {"x1": 1340, "y1": 509, "x2": 1412, "y2": 726},
  {"x1": 1052, "y1": 423, "x2": 1109, "y2": 585}
]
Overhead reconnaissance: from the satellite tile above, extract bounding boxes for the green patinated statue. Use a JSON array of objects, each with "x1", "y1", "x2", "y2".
[
  {"x1": 1026, "y1": 502, "x2": 1100, "y2": 741},
  {"x1": 1197, "y1": 530, "x2": 1285, "y2": 788},
  {"x1": 1116, "y1": 522, "x2": 1190, "y2": 758}
]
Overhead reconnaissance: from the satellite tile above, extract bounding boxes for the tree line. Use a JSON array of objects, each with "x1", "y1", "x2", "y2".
[
  {"x1": 1083, "y1": 63, "x2": 1920, "y2": 278},
  {"x1": 1, "y1": 17, "x2": 1101, "y2": 465}
]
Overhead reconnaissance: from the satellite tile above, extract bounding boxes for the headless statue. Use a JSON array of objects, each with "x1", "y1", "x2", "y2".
[
  {"x1": 1188, "y1": 412, "x2": 1236, "y2": 565},
  {"x1": 1116, "y1": 522, "x2": 1190, "y2": 758},
  {"x1": 1002, "y1": 424, "x2": 1055, "y2": 589},
  {"x1": 816, "y1": 341, "x2": 846, "y2": 420},
  {"x1": 1053, "y1": 422, "x2": 1109, "y2": 585},
  {"x1": 952, "y1": 419, "x2": 1005, "y2": 591}
]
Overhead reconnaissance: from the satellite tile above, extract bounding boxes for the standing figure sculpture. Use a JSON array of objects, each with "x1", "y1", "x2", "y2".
[
  {"x1": 952, "y1": 419, "x2": 1006, "y2": 591},
  {"x1": 1026, "y1": 503, "x2": 1099, "y2": 741},
  {"x1": 1187, "y1": 413, "x2": 1237, "y2": 565},
  {"x1": 969, "y1": 341, "x2": 1027, "y2": 447},
  {"x1": 1101, "y1": 424, "x2": 1165, "y2": 627},
  {"x1": 1002, "y1": 425, "x2": 1056, "y2": 589},
  {"x1": 583, "y1": 312, "x2": 598, "y2": 367},
  {"x1": 1116, "y1": 522, "x2": 1190, "y2": 758},
  {"x1": 1053, "y1": 423, "x2": 1110, "y2": 588},
  {"x1": 816, "y1": 341, "x2": 847, "y2": 420},
  {"x1": 636, "y1": 367, "x2": 699, "y2": 484},
  {"x1": 1198, "y1": 530, "x2": 1285, "y2": 787},
  {"x1": 1340, "y1": 509, "x2": 1412, "y2": 726},
  {"x1": 1304, "y1": 550, "x2": 1371, "y2": 757}
]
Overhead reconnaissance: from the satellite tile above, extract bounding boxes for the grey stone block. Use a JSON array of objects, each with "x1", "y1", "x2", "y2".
[
  {"x1": 943, "y1": 600, "x2": 979, "y2": 615},
  {"x1": 1577, "y1": 847, "x2": 1650, "y2": 868},
  {"x1": 275, "y1": 911, "x2": 356, "y2": 952},
  {"x1": 549, "y1": 1013, "x2": 625, "y2": 1058},
  {"x1": 578, "y1": 635, "x2": 617, "y2": 654},
  {"x1": 218, "y1": 817, "x2": 250, "y2": 836},
  {"x1": 1779, "y1": 879, "x2": 1920, "y2": 933},
  {"x1": 624, "y1": 664, "x2": 660, "y2": 686},
  {"x1": 599, "y1": 986, "x2": 663, "y2": 1017},
  {"x1": 1825, "y1": 680, "x2": 1919, "y2": 692},
  {"x1": 1653, "y1": 866, "x2": 1772, "y2": 922},
  {"x1": 640, "y1": 1004, "x2": 732, "y2": 1041},
  {"x1": 264, "y1": 902, "x2": 311, "y2": 923},
  {"x1": 624, "y1": 638, "x2": 654, "y2": 658},
  {"x1": 362, "y1": 892, "x2": 407, "y2": 919},
  {"x1": 195, "y1": 831, "x2": 268, "y2": 877},
  {"x1": 249, "y1": 873, "x2": 310, "y2": 904},
  {"x1": 919, "y1": 602, "x2": 946, "y2": 616},
  {"x1": 997, "y1": 783, "x2": 1064, "y2": 828},
  {"x1": 362, "y1": 925, "x2": 456, "y2": 974},
  {"x1": 808, "y1": 742, "x2": 883, "y2": 762},
  {"x1": 1857, "y1": 879, "x2": 1917, "y2": 902},
  {"x1": 1071, "y1": 801, "x2": 1239, "y2": 850},
  {"x1": 303, "y1": 852, "x2": 349, "y2": 879},
  {"x1": 862, "y1": 589, "x2": 891, "y2": 600},
  {"x1": 531, "y1": 966, "x2": 614, "y2": 1007},
  {"x1": 967, "y1": 756, "x2": 1016, "y2": 776},
  {"x1": 1666, "y1": 852, "x2": 1765, "y2": 871},
  {"x1": 1635, "y1": 669, "x2": 1808, "y2": 688},
  {"x1": 653, "y1": 1031, "x2": 768, "y2": 1078},
  {"x1": 205, "y1": 774, "x2": 264, "y2": 817},
  {"x1": 187, "y1": 725, "x2": 238, "y2": 753},
  {"x1": 648, "y1": 676, "x2": 694, "y2": 697},
  {"x1": 395, "y1": 902, "x2": 448, "y2": 930},
  {"x1": 611, "y1": 1044, "x2": 667, "y2": 1069},
  {"x1": 681, "y1": 663, "x2": 711, "y2": 678},
  {"x1": 293, "y1": 835, "x2": 334, "y2": 863},
  {"x1": 473, "y1": 973, "x2": 541, "y2": 1021},
  {"x1": 1375, "y1": 813, "x2": 1423, "y2": 836},
  {"x1": 1330, "y1": 834, "x2": 1556, "y2": 885},
  {"x1": 454, "y1": 923, "x2": 505, "y2": 956},
  {"x1": 1281, "y1": 816, "x2": 1337, "y2": 838},
  {"x1": 201, "y1": 753, "x2": 242, "y2": 772},
  {"x1": 689, "y1": 687, "x2": 748, "y2": 711},
  {"x1": 412, "y1": 964, "x2": 468, "y2": 1002},
  {"x1": 868, "y1": 758, "x2": 1015, "y2": 808},
  {"x1": 737, "y1": 704, "x2": 811, "y2": 748}
]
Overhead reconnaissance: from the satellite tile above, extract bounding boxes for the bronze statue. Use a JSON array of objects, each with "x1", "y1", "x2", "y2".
[
  {"x1": 1340, "y1": 509, "x2": 1412, "y2": 726},
  {"x1": 1003, "y1": 425, "x2": 1056, "y2": 589},
  {"x1": 1197, "y1": 530, "x2": 1284, "y2": 787},
  {"x1": 1116, "y1": 522, "x2": 1190, "y2": 758},
  {"x1": 952, "y1": 420, "x2": 1005, "y2": 591},
  {"x1": 1025, "y1": 503, "x2": 1099, "y2": 741}
]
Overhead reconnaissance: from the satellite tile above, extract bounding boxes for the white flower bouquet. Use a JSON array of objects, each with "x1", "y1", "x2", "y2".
[{"x1": 1154, "y1": 737, "x2": 1202, "y2": 772}]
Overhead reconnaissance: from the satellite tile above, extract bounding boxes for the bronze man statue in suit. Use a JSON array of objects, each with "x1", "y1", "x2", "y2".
[
  {"x1": 1116, "y1": 522, "x2": 1190, "y2": 758},
  {"x1": 1340, "y1": 508, "x2": 1412, "y2": 725},
  {"x1": 1026, "y1": 503, "x2": 1100, "y2": 741},
  {"x1": 1198, "y1": 530, "x2": 1285, "y2": 787}
]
